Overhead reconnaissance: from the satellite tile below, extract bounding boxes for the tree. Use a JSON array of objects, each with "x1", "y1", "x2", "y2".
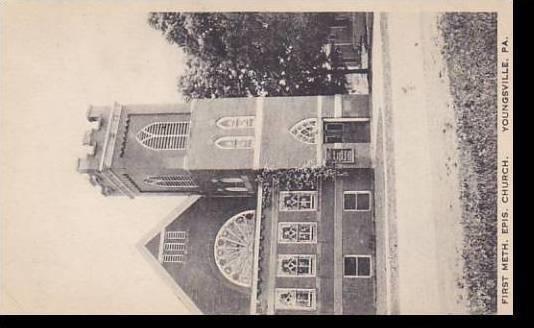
[{"x1": 148, "y1": 12, "x2": 352, "y2": 100}]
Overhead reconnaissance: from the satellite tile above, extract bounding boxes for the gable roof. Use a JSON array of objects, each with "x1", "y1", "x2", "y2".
[
  {"x1": 136, "y1": 195, "x2": 203, "y2": 314},
  {"x1": 138, "y1": 195, "x2": 257, "y2": 314}
]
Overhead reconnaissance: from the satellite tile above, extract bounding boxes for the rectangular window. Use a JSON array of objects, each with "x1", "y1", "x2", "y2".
[
  {"x1": 343, "y1": 191, "x2": 371, "y2": 211},
  {"x1": 163, "y1": 242, "x2": 187, "y2": 252},
  {"x1": 278, "y1": 223, "x2": 317, "y2": 244},
  {"x1": 324, "y1": 123, "x2": 344, "y2": 143},
  {"x1": 277, "y1": 255, "x2": 316, "y2": 277},
  {"x1": 323, "y1": 121, "x2": 370, "y2": 143},
  {"x1": 162, "y1": 254, "x2": 186, "y2": 263},
  {"x1": 162, "y1": 232, "x2": 187, "y2": 264},
  {"x1": 166, "y1": 231, "x2": 187, "y2": 240},
  {"x1": 344, "y1": 255, "x2": 372, "y2": 277},
  {"x1": 279, "y1": 191, "x2": 317, "y2": 211},
  {"x1": 275, "y1": 288, "x2": 316, "y2": 311}
]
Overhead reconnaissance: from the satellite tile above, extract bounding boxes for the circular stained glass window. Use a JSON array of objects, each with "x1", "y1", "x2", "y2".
[{"x1": 214, "y1": 210, "x2": 256, "y2": 288}]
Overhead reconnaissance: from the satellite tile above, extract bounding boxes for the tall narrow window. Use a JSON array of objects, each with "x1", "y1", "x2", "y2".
[
  {"x1": 162, "y1": 254, "x2": 186, "y2": 263},
  {"x1": 278, "y1": 223, "x2": 317, "y2": 244},
  {"x1": 215, "y1": 136, "x2": 254, "y2": 149},
  {"x1": 279, "y1": 191, "x2": 318, "y2": 211},
  {"x1": 144, "y1": 175, "x2": 197, "y2": 188},
  {"x1": 136, "y1": 121, "x2": 190, "y2": 150},
  {"x1": 277, "y1": 255, "x2": 316, "y2": 277},
  {"x1": 224, "y1": 187, "x2": 249, "y2": 192},
  {"x1": 163, "y1": 243, "x2": 187, "y2": 252},
  {"x1": 166, "y1": 231, "x2": 187, "y2": 240},
  {"x1": 289, "y1": 118, "x2": 317, "y2": 144},
  {"x1": 275, "y1": 288, "x2": 317, "y2": 311},
  {"x1": 216, "y1": 116, "x2": 255, "y2": 129},
  {"x1": 219, "y1": 177, "x2": 244, "y2": 184}
]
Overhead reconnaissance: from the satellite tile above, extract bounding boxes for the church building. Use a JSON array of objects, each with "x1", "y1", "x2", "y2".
[
  {"x1": 77, "y1": 93, "x2": 377, "y2": 315},
  {"x1": 76, "y1": 11, "x2": 378, "y2": 315}
]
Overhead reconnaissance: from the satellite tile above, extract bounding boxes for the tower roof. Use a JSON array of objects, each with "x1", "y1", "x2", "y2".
[{"x1": 77, "y1": 103, "x2": 134, "y2": 197}]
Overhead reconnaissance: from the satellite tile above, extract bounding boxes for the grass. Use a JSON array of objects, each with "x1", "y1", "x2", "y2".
[{"x1": 439, "y1": 13, "x2": 498, "y2": 314}]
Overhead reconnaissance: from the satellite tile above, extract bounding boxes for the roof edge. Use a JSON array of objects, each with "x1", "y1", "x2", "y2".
[
  {"x1": 249, "y1": 185, "x2": 264, "y2": 314},
  {"x1": 136, "y1": 195, "x2": 204, "y2": 314}
]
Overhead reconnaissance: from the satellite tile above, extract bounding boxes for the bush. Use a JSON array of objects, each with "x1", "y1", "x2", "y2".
[{"x1": 256, "y1": 167, "x2": 338, "y2": 208}]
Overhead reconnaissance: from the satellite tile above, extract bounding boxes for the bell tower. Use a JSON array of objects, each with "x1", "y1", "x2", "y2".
[
  {"x1": 78, "y1": 94, "x2": 372, "y2": 198},
  {"x1": 77, "y1": 100, "x2": 260, "y2": 198}
]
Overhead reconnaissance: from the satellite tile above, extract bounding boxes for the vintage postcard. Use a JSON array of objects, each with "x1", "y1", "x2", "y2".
[{"x1": 0, "y1": 0, "x2": 513, "y2": 315}]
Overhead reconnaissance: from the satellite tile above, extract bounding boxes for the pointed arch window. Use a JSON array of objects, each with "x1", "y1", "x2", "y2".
[
  {"x1": 215, "y1": 136, "x2": 254, "y2": 149},
  {"x1": 289, "y1": 118, "x2": 317, "y2": 144},
  {"x1": 144, "y1": 175, "x2": 198, "y2": 188},
  {"x1": 216, "y1": 116, "x2": 255, "y2": 129},
  {"x1": 136, "y1": 121, "x2": 190, "y2": 150}
]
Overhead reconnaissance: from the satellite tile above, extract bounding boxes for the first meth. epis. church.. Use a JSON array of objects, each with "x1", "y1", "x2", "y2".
[{"x1": 77, "y1": 92, "x2": 377, "y2": 315}]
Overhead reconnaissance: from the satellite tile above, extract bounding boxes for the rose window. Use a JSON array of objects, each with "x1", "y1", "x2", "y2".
[{"x1": 214, "y1": 210, "x2": 256, "y2": 288}]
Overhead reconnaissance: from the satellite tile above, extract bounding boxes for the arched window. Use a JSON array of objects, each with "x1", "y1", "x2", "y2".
[
  {"x1": 136, "y1": 122, "x2": 190, "y2": 150},
  {"x1": 216, "y1": 116, "x2": 255, "y2": 129},
  {"x1": 214, "y1": 210, "x2": 256, "y2": 287},
  {"x1": 289, "y1": 118, "x2": 317, "y2": 144},
  {"x1": 215, "y1": 136, "x2": 254, "y2": 149},
  {"x1": 224, "y1": 187, "x2": 249, "y2": 192},
  {"x1": 219, "y1": 177, "x2": 244, "y2": 184},
  {"x1": 144, "y1": 175, "x2": 197, "y2": 188}
]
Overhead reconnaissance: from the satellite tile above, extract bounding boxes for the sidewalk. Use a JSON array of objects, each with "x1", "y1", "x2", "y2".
[
  {"x1": 371, "y1": 12, "x2": 399, "y2": 315},
  {"x1": 372, "y1": 12, "x2": 467, "y2": 314}
]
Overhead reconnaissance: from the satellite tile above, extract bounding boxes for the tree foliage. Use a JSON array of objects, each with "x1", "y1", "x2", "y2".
[{"x1": 148, "y1": 12, "x2": 349, "y2": 100}]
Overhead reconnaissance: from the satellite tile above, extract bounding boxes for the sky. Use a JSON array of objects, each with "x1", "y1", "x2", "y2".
[{"x1": 1, "y1": 2, "x2": 193, "y2": 314}]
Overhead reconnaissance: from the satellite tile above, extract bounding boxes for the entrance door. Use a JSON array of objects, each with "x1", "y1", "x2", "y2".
[{"x1": 323, "y1": 120, "x2": 370, "y2": 143}]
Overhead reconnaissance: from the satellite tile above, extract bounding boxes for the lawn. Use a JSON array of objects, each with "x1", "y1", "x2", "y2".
[{"x1": 439, "y1": 13, "x2": 498, "y2": 314}]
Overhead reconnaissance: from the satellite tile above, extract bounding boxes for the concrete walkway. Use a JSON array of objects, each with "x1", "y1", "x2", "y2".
[{"x1": 373, "y1": 12, "x2": 468, "y2": 314}]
